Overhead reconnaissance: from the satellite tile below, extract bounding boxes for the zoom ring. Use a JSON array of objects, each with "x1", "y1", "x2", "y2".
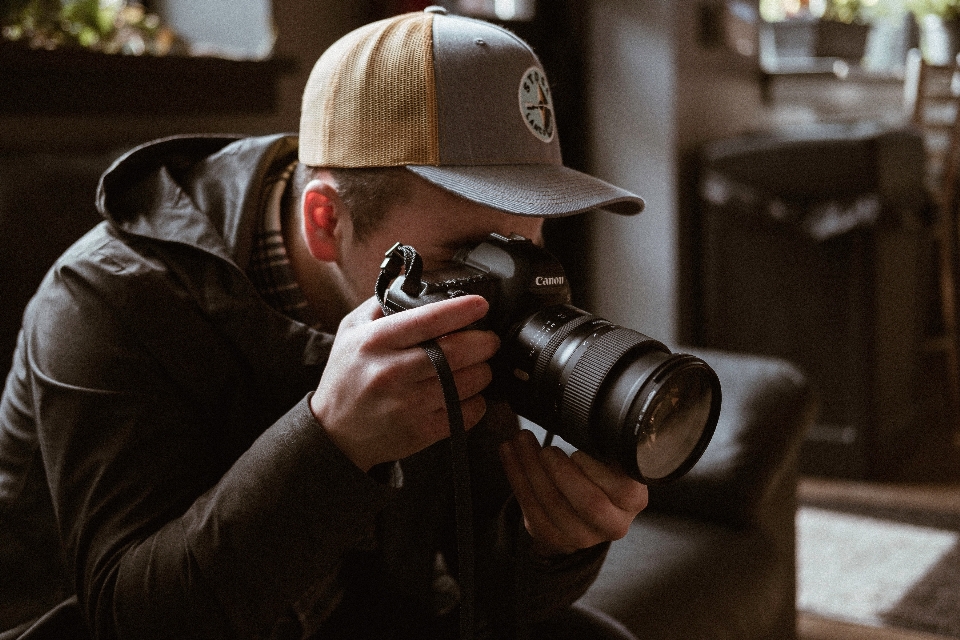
[
  {"x1": 531, "y1": 313, "x2": 597, "y2": 384},
  {"x1": 560, "y1": 328, "x2": 646, "y2": 436}
]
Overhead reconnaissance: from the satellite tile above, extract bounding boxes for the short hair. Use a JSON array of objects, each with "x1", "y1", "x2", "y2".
[{"x1": 294, "y1": 163, "x2": 412, "y2": 244}]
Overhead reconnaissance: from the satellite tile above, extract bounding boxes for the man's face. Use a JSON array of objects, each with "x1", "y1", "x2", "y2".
[{"x1": 337, "y1": 175, "x2": 544, "y2": 309}]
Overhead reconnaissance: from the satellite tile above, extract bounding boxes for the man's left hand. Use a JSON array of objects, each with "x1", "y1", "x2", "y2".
[{"x1": 498, "y1": 429, "x2": 649, "y2": 557}]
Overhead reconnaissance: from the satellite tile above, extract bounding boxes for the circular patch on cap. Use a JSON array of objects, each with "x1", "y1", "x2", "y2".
[{"x1": 518, "y1": 67, "x2": 555, "y2": 143}]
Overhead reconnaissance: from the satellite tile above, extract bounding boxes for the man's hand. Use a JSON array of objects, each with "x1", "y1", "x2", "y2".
[
  {"x1": 311, "y1": 295, "x2": 499, "y2": 472},
  {"x1": 499, "y1": 429, "x2": 649, "y2": 557}
]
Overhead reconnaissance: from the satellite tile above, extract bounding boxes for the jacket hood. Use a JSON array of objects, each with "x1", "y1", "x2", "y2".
[{"x1": 97, "y1": 133, "x2": 299, "y2": 269}]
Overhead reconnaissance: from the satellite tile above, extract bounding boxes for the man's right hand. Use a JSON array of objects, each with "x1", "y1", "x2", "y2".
[{"x1": 310, "y1": 295, "x2": 498, "y2": 472}]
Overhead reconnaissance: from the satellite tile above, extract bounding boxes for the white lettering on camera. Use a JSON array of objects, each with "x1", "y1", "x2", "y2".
[{"x1": 535, "y1": 276, "x2": 565, "y2": 286}]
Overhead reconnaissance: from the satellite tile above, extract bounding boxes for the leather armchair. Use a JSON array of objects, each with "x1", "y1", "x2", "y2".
[{"x1": 578, "y1": 347, "x2": 816, "y2": 640}]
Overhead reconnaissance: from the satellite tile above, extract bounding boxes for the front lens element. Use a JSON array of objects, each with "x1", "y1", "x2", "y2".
[{"x1": 634, "y1": 363, "x2": 716, "y2": 482}]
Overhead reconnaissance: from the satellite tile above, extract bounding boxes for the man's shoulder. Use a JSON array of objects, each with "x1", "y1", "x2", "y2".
[
  {"x1": 21, "y1": 221, "x2": 248, "y2": 391},
  {"x1": 27, "y1": 222, "x2": 200, "y2": 331},
  {"x1": 48, "y1": 222, "x2": 166, "y2": 284}
]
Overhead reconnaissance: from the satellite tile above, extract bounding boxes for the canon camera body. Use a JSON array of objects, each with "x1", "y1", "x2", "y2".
[{"x1": 381, "y1": 233, "x2": 720, "y2": 485}]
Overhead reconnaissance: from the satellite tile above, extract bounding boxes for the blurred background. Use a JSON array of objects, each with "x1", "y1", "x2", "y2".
[{"x1": 1, "y1": 1, "x2": 959, "y2": 638}]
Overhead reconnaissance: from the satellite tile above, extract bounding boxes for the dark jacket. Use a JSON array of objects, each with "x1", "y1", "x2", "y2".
[{"x1": 0, "y1": 134, "x2": 606, "y2": 639}]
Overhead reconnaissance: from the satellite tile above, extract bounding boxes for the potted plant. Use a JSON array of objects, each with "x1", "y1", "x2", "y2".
[
  {"x1": 1, "y1": 0, "x2": 178, "y2": 54},
  {"x1": 814, "y1": 0, "x2": 873, "y2": 60},
  {"x1": 762, "y1": 0, "x2": 872, "y2": 62},
  {"x1": 907, "y1": 0, "x2": 960, "y2": 64}
]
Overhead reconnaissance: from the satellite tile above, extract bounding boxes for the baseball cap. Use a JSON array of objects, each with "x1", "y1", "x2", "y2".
[{"x1": 299, "y1": 6, "x2": 644, "y2": 217}]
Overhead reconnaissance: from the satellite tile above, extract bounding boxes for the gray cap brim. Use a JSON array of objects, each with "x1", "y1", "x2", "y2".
[{"x1": 407, "y1": 164, "x2": 645, "y2": 217}]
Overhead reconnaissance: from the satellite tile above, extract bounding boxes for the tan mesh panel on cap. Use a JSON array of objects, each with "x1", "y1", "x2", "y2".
[{"x1": 299, "y1": 12, "x2": 438, "y2": 167}]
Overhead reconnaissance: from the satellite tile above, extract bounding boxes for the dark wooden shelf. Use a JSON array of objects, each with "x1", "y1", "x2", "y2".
[{"x1": 0, "y1": 42, "x2": 296, "y2": 116}]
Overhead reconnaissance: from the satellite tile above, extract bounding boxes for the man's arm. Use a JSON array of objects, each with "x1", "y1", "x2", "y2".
[
  {"x1": 461, "y1": 404, "x2": 644, "y2": 627},
  {"x1": 24, "y1": 250, "x2": 394, "y2": 639},
  {"x1": 28, "y1": 238, "x2": 505, "y2": 639}
]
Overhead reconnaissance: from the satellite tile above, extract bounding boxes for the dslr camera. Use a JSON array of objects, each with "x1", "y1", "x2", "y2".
[{"x1": 380, "y1": 232, "x2": 720, "y2": 484}]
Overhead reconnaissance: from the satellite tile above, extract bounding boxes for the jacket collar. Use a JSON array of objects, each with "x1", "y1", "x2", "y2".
[{"x1": 96, "y1": 133, "x2": 299, "y2": 271}]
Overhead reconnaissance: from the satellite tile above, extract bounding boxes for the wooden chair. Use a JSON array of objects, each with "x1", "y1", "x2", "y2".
[{"x1": 904, "y1": 48, "x2": 960, "y2": 441}]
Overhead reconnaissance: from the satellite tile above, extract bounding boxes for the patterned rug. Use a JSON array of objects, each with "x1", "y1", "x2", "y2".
[{"x1": 797, "y1": 500, "x2": 960, "y2": 638}]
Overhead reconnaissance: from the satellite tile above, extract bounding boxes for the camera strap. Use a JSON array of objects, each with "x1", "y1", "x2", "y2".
[{"x1": 376, "y1": 243, "x2": 477, "y2": 640}]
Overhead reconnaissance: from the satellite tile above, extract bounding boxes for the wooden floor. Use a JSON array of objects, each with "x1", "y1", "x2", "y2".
[
  {"x1": 798, "y1": 477, "x2": 960, "y2": 516},
  {"x1": 796, "y1": 476, "x2": 960, "y2": 640}
]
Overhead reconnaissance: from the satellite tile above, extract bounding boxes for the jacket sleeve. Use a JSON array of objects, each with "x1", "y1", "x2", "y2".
[
  {"x1": 24, "y1": 239, "x2": 392, "y2": 639},
  {"x1": 467, "y1": 405, "x2": 609, "y2": 629},
  {"x1": 508, "y1": 503, "x2": 609, "y2": 623}
]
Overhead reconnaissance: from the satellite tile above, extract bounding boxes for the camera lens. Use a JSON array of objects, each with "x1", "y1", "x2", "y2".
[{"x1": 506, "y1": 305, "x2": 720, "y2": 484}]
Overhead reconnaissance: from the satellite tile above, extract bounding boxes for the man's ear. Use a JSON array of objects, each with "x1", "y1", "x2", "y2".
[{"x1": 301, "y1": 179, "x2": 343, "y2": 263}]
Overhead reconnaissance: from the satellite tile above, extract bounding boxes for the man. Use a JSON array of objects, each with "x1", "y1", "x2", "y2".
[{"x1": 0, "y1": 7, "x2": 647, "y2": 639}]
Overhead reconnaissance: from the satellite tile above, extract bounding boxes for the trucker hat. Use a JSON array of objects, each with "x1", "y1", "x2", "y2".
[{"x1": 299, "y1": 6, "x2": 644, "y2": 217}]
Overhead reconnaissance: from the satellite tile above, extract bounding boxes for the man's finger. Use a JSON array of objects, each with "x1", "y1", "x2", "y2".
[
  {"x1": 337, "y1": 296, "x2": 386, "y2": 330},
  {"x1": 411, "y1": 362, "x2": 493, "y2": 415},
  {"x1": 569, "y1": 451, "x2": 649, "y2": 515},
  {"x1": 540, "y1": 447, "x2": 626, "y2": 537},
  {"x1": 371, "y1": 295, "x2": 490, "y2": 348},
  {"x1": 422, "y1": 393, "x2": 489, "y2": 440},
  {"x1": 499, "y1": 438, "x2": 570, "y2": 550},
  {"x1": 514, "y1": 432, "x2": 581, "y2": 527}
]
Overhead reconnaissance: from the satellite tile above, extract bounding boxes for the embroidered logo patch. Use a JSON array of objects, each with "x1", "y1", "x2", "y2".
[{"x1": 519, "y1": 67, "x2": 555, "y2": 143}]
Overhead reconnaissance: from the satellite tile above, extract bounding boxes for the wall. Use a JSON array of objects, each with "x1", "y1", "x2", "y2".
[
  {"x1": 583, "y1": 0, "x2": 678, "y2": 343},
  {"x1": 154, "y1": 0, "x2": 276, "y2": 60},
  {"x1": 583, "y1": 0, "x2": 764, "y2": 345},
  {"x1": 761, "y1": 73, "x2": 906, "y2": 128}
]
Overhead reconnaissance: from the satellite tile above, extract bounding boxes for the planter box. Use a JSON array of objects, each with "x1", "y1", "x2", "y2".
[
  {"x1": 814, "y1": 20, "x2": 870, "y2": 61},
  {"x1": 0, "y1": 42, "x2": 295, "y2": 116},
  {"x1": 766, "y1": 18, "x2": 870, "y2": 62}
]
